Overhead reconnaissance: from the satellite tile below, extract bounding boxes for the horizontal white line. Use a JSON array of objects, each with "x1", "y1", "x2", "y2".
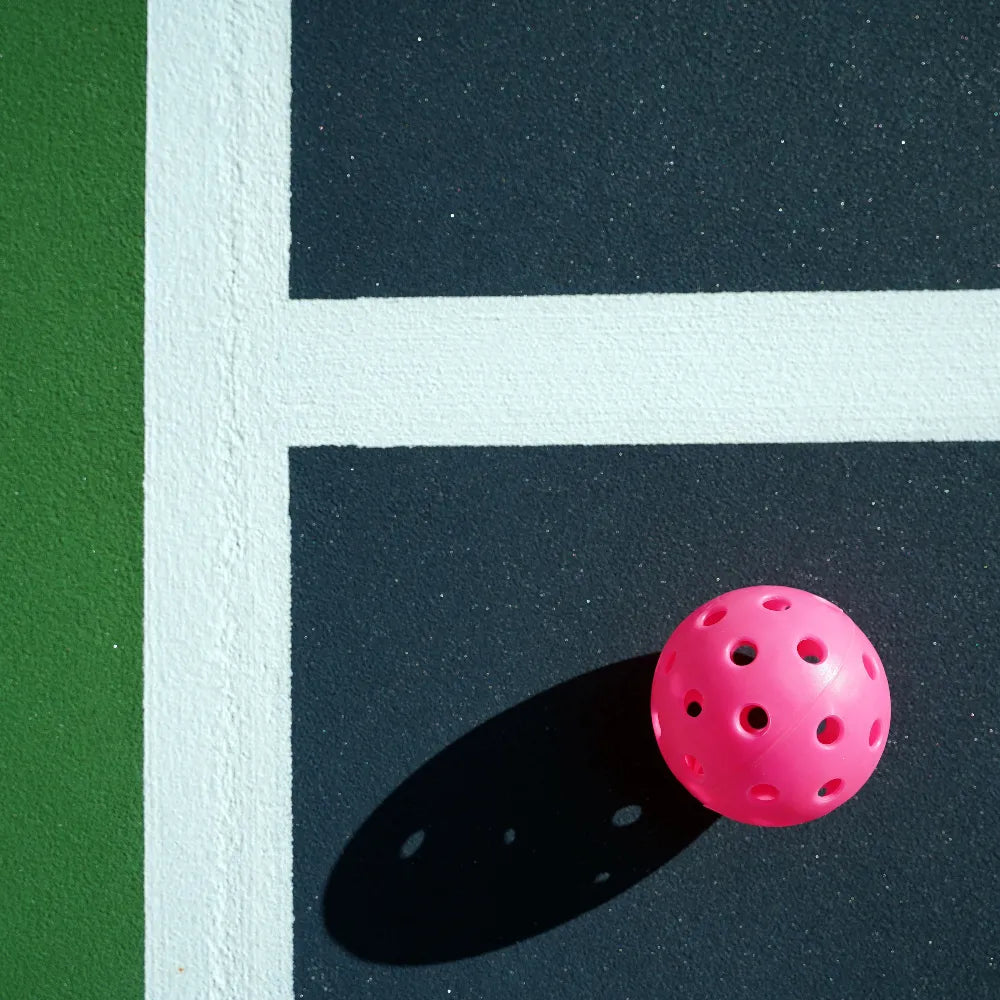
[{"x1": 278, "y1": 289, "x2": 1000, "y2": 447}]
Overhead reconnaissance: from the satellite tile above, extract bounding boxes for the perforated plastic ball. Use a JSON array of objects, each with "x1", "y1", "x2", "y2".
[{"x1": 650, "y1": 586, "x2": 891, "y2": 827}]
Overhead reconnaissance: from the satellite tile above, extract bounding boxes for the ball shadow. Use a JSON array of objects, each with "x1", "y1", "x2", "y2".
[{"x1": 324, "y1": 652, "x2": 717, "y2": 965}]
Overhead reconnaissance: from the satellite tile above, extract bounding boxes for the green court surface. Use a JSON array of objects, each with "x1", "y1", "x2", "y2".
[{"x1": 1, "y1": 2, "x2": 145, "y2": 996}]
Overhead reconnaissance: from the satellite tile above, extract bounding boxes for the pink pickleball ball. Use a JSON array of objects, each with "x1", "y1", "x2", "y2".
[{"x1": 650, "y1": 586, "x2": 891, "y2": 827}]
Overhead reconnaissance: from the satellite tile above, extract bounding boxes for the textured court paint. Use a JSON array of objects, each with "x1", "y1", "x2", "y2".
[
  {"x1": 290, "y1": 443, "x2": 1000, "y2": 999},
  {"x1": 291, "y1": 1, "x2": 1000, "y2": 298},
  {"x1": 145, "y1": 1, "x2": 296, "y2": 995},
  {"x1": 145, "y1": 0, "x2": 1000, "y2": 997},
  {"x1": 0, "y1": 2, "x2": 145, "y2": 997},
  {"x1": 279, "y1": 291, "x2": 1000, "y2": 447}
]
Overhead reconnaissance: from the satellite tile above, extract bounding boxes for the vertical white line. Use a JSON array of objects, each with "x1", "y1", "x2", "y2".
[{"x1": 146, "y1": 0, "x2": 293, "y2": 995}]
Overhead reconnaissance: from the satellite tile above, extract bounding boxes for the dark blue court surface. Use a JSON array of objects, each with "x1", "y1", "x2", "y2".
[
  {"x1": 290, "y1": 2, "x2": 999, "y2": 298},
  {"x1": 290, "y1": 443, "x2": 1000, "y2": 999}
]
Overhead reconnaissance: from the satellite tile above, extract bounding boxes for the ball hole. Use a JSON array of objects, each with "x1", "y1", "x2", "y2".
[
  {"x1": 817, "y1": 778, "x2": 843, "y2": 799},
  {"x1": 869, "y1": 719, "x2": 883, "y2": 748},
  {"x1": 684, "y1": 690, "x2": 703, "y2": 718},
  {"x1": 730, "y1": 642, "x2": 757, "y2": 666},
  {"x1": 682, "y1": 753, "x2": 704, "y2": 778},
  {"x1": 797, "y1": 637, "x2": 827, "y2": 664},
  {"x1": 863, "y1": 653, "x2": 878, "y2": 680},
  {"x1": 750, "y1": 783, "x2": 779, "y2": 802},
  {"x1": 660, "y1": 650, "x2": 676, "y2": 674},
  {"x1": 739, "y1": 704, "x2": 769, "y2": 734},
  {"x1": 651, "y1": 710, "x2": 662, "y2": 740},
  {"x1": 701, "y1": 606, "x2": 727, "y2": 627},
  {"x1": 817, "y1": 716, "x2": 843, "y2": 745},
  {"x1": 762, "y1": 596, "x2": 791, "y2": 611}
]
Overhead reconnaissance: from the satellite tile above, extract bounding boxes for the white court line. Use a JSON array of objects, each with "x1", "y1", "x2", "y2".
[
  {"x1": 144, "y1": 0, "x2": 1000, "y2": 997},
  {"x1": 279, "y1": 290, "x2": 1000, "y2": 447}
]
